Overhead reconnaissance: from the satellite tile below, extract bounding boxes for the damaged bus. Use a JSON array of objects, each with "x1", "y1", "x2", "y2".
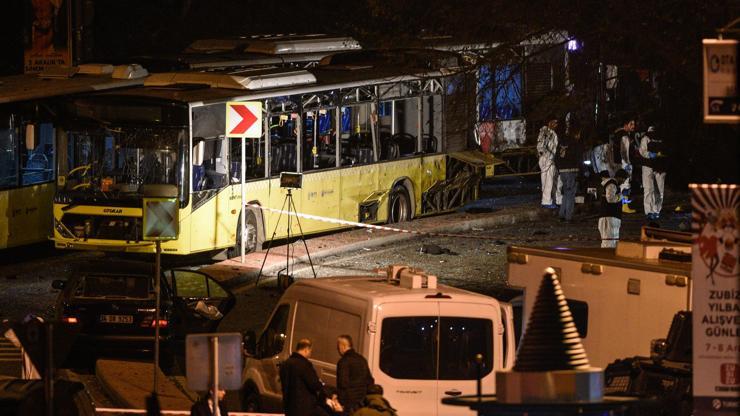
[
  {"x1": 0, "y1": 64, "x2": 148, "y2": 250},
  {"x1": 51, "y1": 49, "x2": 495, "y2": 256}
]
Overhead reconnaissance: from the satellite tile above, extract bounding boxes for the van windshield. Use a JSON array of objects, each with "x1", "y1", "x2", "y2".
[{"x1": 379, "y1": 316, "x2": 493, "y2": 380}]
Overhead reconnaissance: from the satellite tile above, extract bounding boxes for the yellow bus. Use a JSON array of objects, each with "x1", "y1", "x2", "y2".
[
  {"x1": 0, "y1": 64, "x2": 148, "y2": 250},
  {"x1": 52, "y1": 49, "x2": 495, "y2": 255}
]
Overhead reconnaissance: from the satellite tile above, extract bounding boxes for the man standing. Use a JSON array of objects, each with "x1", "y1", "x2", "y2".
[
  {"x1": 280, "y1": 338, "x2": 331, "y2": 416},
  {"x1": 190, "y1": 388, "x2": 228, "y2": 416},
  {"x1": 556, "y1": 121, "x2": 584, "y2": 222},
  {"x1": 537, "y1": 116, "x2": 559, "y2": 208},
  {"x1": 613, "y1": 117, "x2": 637, "y2": 214},
  {"x1": 598, "y1": 169, "x2": 628, "y2": 248},
  {"x1": 640, "y1": 126, "x2": 667, "y2": 220},
  {"x1": 336, "y1": 335, "x2": 374, "y2": 414}
]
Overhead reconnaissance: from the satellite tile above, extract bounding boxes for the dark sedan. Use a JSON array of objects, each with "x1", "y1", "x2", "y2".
[{"x1": 51, "y1": 260, "x2": 235, "y2": 355}]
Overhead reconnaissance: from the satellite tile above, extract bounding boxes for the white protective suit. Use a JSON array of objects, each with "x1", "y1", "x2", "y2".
[
  {"x1": 599, "y1": 177, "x2": 621, "y2": 248},
  {"x1": 619, "y1": 133, "x2": 632, "y2": 195},
  {"x1": 537, "y1": 125, "x2": 558, "y2": 206},
  {"x1": 640, "y1": 133, "x2": 666, "y2": 216}
]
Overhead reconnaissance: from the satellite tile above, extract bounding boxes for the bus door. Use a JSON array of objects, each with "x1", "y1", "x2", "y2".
[
  {"x1": 190, "y1": 135, "x2": 233, "y2": 251},
  {"x1": 300, "y1": 109, "x2": 340, "y2": 234}
]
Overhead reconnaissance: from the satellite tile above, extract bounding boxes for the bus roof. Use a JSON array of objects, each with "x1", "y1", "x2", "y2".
[
  {"x1": 83, "y1": 49, "x2": 465, "y2": 106},
  {"x1": 0, "y1": 64, "x2": 148, "y2": 105}
]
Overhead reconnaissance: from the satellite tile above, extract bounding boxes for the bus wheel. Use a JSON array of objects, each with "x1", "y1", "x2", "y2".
[
  {"x1": 388, "y1": 185, "x2": 411, "y2": 223},
  {"x1": 228, "y1": 210, "x2": 259, "y2": 257}
]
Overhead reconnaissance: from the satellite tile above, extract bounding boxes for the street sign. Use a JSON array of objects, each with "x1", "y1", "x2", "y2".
[
  {"x1": 142, "y1": 198, "x2": 179, "y2": 241},
  {"x1": 702, "y1": 39, "x2": 739, "y2": 124},
  {"x1": 226, "y1": 101, "x2": 262, "y2": 138},
  {"x1": 186, "y1": 333, "x2": 243, "y2": 390}
]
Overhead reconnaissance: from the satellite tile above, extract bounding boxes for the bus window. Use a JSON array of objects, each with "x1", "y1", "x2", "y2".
[
  {"x1": 378, "y1": 98, "x2": 420, "y2": 161},
  {"x1": 0, "y1": 122, "x2": 19, "y2": 188},
  {"x1": 19, "y1": 122, "x2": 54, "y2": 185},
  {"x1": 192, "y1": 136, "x2": 228, "y2": 191},
  {"x1": 302, "y1": 109, "x2": 336, "y2": 171},
  {"x1": 230, "y1": 137, "x2": 265, "y2": 181},
  {"x1": 269, "y1": 113, "x2": 298, "y2": 176},
  {"x1": 422, "y1": 94, "x2": 442, "y2": 154},
  {"x1": 340, "y1": 104, "x2": 374, "y2": 166}
]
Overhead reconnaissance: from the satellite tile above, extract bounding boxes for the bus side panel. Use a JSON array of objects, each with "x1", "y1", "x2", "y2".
[
  {"x1": 265, "y1": 177, "x2": 291, "y2": 240},
  {"x1": 1, "y1": 183, "x2": 54, "y2": 249},
  {"x1": 339, "y1": 165, "x2": 377, "y2": 223},
  {"x1": 419, "y1": 155, "x2": 446, "y2": 215},
  {"x1": 299, "y1": 170, "x2": 341, "y2": 235}
]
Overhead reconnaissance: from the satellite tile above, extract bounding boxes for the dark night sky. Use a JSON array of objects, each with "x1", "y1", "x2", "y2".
[{"x1": 1, "y1": 0, "x2": 738, "y2": 183}]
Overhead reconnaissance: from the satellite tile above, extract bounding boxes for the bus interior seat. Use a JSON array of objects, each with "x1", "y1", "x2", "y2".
[
  {"x1": 424, "y1": 135, "x2": 438, "y2": 153},
  {"x1": 192, "y1": 164, "x2": 206, "y2": 191}
]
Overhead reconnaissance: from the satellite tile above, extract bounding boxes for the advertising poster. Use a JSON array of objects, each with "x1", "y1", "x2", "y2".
[
  {"x1": 691, "y1": 184, "x2": 739, "y2": 415},
  {"x1": 24, "y1": 0, "x2": 71, "y2": 73}
]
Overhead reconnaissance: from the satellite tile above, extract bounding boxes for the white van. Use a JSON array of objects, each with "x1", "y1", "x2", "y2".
[{"x1": 240, "y1": 266, "x2": 516, "y2": 415}]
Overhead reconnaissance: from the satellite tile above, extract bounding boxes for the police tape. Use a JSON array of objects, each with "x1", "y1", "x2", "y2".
[
  {"x1": 244, "y1": 203, "x2": 621, "y2": 242},
  {"x1": 96, "y1": 408, "x2": 281, "y2": 415}
]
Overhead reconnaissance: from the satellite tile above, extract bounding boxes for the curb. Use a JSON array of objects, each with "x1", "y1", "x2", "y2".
[{"x1": 95, "y1": 359, "x2": 193, "y2": 411}]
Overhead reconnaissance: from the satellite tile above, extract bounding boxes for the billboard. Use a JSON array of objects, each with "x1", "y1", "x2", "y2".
[
  {"x1": 691, "y1": 184, "x2": 739, "y2": 415},
  {"x1": 24, "y1": 0, "x2": 71, "y2": 73},
  {"x1": 702, "y1": 39, "x2": 739, "y2": 124}
]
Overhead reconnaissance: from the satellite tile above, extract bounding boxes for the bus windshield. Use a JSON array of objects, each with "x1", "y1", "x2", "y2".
[
  {"x1": 58, "y1": 98, "x2": 189, "y2": 203},
  {"x1": 60, "y1": 126, "x2": 187, "y2": 199}
]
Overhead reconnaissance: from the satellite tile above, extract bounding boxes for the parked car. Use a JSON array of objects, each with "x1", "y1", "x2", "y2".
[{"x1": 51, "y1": 260, "x2": 234, "y2": 355}]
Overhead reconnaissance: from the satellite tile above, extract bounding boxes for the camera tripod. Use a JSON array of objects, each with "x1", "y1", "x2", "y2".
[{"x1": 255, "y1": 188, "x2": 317, "y2": 287}]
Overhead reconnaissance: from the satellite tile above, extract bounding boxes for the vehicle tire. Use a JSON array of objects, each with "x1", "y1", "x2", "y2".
[
  {"x1": 388, "y1": 185, "x2": 412, "y2": 223},
  {"x1": 241, "y1": 384, "x2": 262, "y2": 412},
  {"x1": 228, "y1": 210, "x2": 260, "y2": 258}
]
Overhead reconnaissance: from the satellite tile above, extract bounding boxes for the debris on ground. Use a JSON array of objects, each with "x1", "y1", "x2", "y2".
[
  {"x1": 419, "y1": 244, "x2": 458, "y2": 255},
  {"x1": 472, "y1": 227, "x2": 484, "y2": 231},
  {"x1": 532, "y1": 230, "x2": 549, "y2": 236},
  {"x1": 464, "y1": 207, "x2": 498, "y2": 214}
]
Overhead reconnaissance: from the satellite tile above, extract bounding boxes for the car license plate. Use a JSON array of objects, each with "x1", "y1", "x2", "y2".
[{"x1": 100, "y1": 314, "x2": 133, "y2": 324}]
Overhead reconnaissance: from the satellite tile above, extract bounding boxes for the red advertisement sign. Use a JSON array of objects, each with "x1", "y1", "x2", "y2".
[{"x1": 24, "y1": 0, "x2": 71, "y2": 73}]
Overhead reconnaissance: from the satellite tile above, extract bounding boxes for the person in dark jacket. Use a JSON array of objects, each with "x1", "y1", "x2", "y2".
[
  {"x1": 351, "y1": 384, "x2": 397, "y2": 416},
  {"x1": 280, "y1": 338, "x2": 332, "y2": 416},
  {"x1": 190, "y1": 387, "x2": 228, "y2": 416},
  {"x1": 336, "y1": 335, "x2": 374, "y2": 414},
  {"x1": 556, "y1": 120, "x2": 585, "y2": 222}
]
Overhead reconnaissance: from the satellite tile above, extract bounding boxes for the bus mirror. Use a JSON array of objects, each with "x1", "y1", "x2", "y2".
[
  {"x1": 193, "y1": 140, "x2": 205, "y2": 166},
  {"x1": 25, "y1": 124, "x2": 37, "y2": 150}
]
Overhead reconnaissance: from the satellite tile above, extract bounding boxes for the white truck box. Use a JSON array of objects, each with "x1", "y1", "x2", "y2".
[{"x1": 507, "y1": 241, "x2": 691, "y2": 369}]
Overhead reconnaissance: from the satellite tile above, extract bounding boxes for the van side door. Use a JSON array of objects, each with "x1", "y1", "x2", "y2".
[
  {"x1": 372, "y1": 302, "x2": 439, "y2": 416},
  {"x1": 437, "y1": 302, "x2": 500, "y2": 416},
  {"x1": 253, "y1": 303, "x2": 292, "y2": 411}
]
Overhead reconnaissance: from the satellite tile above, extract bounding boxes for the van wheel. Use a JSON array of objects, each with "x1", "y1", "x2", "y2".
[
  {"x1": 388, "y1": 185, "x2": 411, "y2": 223},
  {"x1": 241, "y1": 385, "x2": 262, "y2": 412},
  {"x1": 228, "y1": 210, "x2": 259, "y2": 258}
]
